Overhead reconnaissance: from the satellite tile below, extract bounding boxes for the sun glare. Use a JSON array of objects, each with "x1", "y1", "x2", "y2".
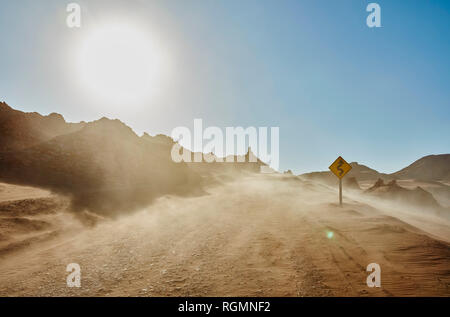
[{"x1": 78, "y1": 24, "x2": 162, "y2": 104}]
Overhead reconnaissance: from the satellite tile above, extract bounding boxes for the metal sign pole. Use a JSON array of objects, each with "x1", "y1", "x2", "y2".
[{"x1": 329, "y1": 156, "x2": 351, "y2": 208}]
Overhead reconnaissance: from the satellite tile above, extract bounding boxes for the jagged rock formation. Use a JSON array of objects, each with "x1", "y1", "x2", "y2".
[
  {"x1": 364, "y1": 178, "x2": 442, "y2": 210},
  {"x1": 0, "y1": 115, "x2": 202, "y2": 216},
  {"x1": 0, "y1": 102, "x2": 85, "y2": 152},
  {"x1": 0, "y1": 103, "x2": 265, "y2": 217}
]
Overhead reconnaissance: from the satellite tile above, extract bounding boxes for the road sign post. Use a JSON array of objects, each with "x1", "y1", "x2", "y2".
[{"x1": 329, "y1": 156, "x2": 352, "y2": 207}]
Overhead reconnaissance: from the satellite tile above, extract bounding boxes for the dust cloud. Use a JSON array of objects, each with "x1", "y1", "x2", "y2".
[{"x1": 0, "y1": 173, "x2": 449, "y2": 296}]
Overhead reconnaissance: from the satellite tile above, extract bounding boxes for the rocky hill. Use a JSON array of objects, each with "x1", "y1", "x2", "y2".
[
  {"x1": 0, "y1": 103, "x2": 265, "y2": 217},
  {"x1": 301, "y1": 155, "x2": 450, "y2": 184},
  {"x1": 301, "y1": 162, "x2": 393, "y2": 186},
  {"x1": 364, "y1": 179, "x2": 448, "y2": 216},
  {"x1": 0, "y1": 102, "x2": 84, "y2": 152},
  {"x1": 392, "y1": 154, "x2": 450, "y2": 181}
]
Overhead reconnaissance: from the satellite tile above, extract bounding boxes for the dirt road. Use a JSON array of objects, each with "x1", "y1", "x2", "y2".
[{"x1": 0, "y1": 175, "x2": 449, "y2": 296}]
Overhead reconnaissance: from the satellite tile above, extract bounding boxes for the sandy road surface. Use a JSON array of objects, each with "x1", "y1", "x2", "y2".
[{"x1": 0, "y1": 175, "x2": 449, "y2": 296}]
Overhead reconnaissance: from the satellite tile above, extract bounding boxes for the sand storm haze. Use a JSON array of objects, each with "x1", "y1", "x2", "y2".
[
  {"x1": 0, "y1": 104, "x2": 449, "y2": 297},
  {"x1": 0, "y1": 175, "x2": 449, "y2": 296},
  {"x1": 0, "y1": 1, "x2": 449, "y2": 308}
]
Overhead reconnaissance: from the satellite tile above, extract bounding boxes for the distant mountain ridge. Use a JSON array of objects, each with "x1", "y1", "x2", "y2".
[
  {"x1": 392, "y1": 154, "x2": 450, "y2": 182},
  {"x1": 301, "y1": 155, "x2": 450, "y2": 183},
  {"x1": 302, "y1": 162, "x2": 393, "y2": 184}
]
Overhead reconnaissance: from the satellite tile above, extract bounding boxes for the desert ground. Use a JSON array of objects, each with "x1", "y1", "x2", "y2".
[{"x1": 0, "y1": 173, "x2": 449, "y2": 297}]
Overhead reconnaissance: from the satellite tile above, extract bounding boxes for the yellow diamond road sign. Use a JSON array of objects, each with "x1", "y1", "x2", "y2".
[{"x1": 329, "y1": 156, "x2": 352, "y2": 179}]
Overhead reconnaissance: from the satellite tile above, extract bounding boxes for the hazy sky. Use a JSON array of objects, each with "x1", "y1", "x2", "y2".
[{"x1": 0, "y1": 0, "x2": 449, "y2": 174}]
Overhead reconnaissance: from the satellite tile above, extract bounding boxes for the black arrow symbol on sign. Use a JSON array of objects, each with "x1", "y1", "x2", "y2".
[{"x1": 337, "y1": 159, "x2": 344, "y2": 176}]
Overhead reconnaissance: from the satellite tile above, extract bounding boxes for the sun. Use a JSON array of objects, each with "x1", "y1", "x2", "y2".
[{"x1": 78, "y1": 24, "x2": 162, "y2": 104}]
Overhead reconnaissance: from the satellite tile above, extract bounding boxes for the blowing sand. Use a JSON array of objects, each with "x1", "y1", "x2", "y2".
[
  {"x1": 0, "y1": 174, "x2": 449, "y2": 296},
  {"x1": 0, "y1": 183, "x2": 51, "y2": 203}
]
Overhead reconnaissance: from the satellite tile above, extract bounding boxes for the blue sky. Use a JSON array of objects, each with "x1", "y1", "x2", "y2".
[{"x1": 0, "y1": 0, "x2": 449, "y2": 174}]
